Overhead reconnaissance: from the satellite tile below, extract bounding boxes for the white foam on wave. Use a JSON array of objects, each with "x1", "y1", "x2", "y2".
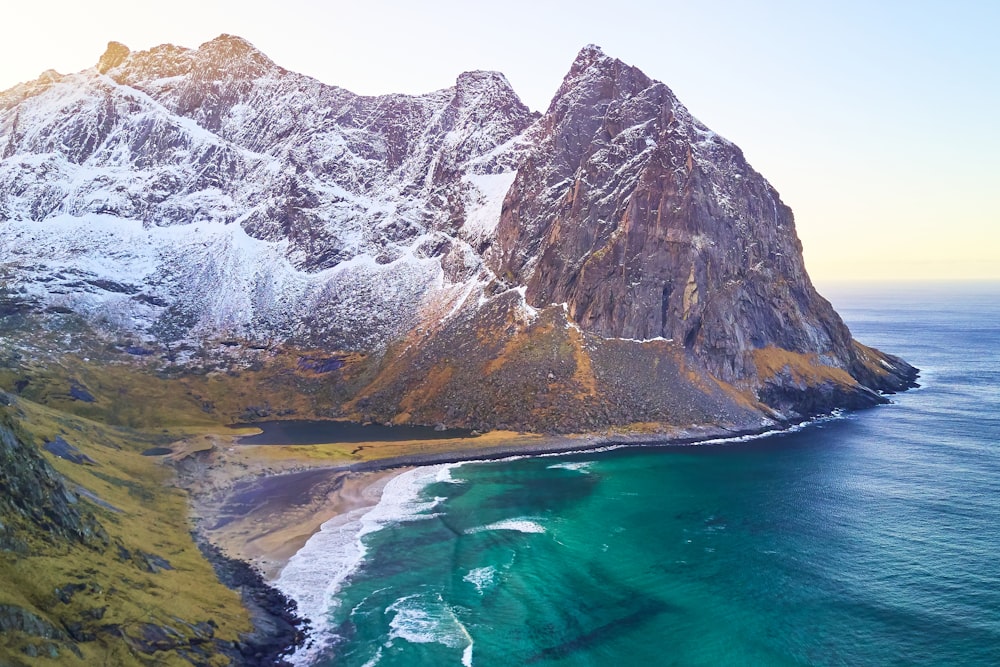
[
  {"x1": 275, "y1": 463, "x2": 460, "y2": 665},
  {"x1": 689, "y1": 411, "x2": 849, "y2": 447},
  {"x1": 435, "y1": 464, "x2": 464, "y2": 484},
  {"x1": 387, "y1": 593, "x2": 474, "y2": 664},
  {"x1": 463, "y1": 566, "x2": 499, "y2": 595},
  {"x1": 546, "y1": 461, "x2": 593, "y2": 472},
  {"x1": 360, "y1": 646, "x2": 383, "y2": 667},
  {"x1": 387, "y1": 594, "x2": 458, "y2": 647},
  {"x1": 465, "y1": 518, "x2": 546, "y2": 535}
]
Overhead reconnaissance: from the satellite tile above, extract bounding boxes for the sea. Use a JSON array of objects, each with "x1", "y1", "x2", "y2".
[{"x1": 276, "y1": 282, "x2": 1000, "y2": 666}]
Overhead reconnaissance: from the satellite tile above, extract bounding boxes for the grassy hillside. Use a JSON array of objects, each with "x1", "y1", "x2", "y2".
[{"x1": 0, "y1": 392, "x2": 293, "y2": 666}]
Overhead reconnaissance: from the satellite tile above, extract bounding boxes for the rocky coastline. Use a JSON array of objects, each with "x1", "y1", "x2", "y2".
[{"x1": 194, "y1": 539, "x2": 309, "y2": 667}]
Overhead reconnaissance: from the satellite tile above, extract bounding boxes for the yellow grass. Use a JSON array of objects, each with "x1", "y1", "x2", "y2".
[
  {"x1": 751, "y1": 346, "x2": 857, "y2": 387},
  {"x1": 0, "y1": 398, "x2": 252, "y2": 665}
]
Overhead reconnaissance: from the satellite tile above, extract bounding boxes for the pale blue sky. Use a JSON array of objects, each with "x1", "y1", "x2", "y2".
[{"x1": 3, "y1": 0, "x2": 997, "y2": 281}]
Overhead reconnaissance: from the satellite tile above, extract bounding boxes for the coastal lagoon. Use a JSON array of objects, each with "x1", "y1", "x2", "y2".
[
  {"x1": 233, "y1": 420, "x2": 477, "y2": 445},
  {"x1": 277, "y1": 283, "x2": 1000, "y2": 666}
]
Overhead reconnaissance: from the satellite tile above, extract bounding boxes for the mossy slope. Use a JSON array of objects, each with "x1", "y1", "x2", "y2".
[{"x1": 0, "y1": 394, "x2": 279, "y2": 666}]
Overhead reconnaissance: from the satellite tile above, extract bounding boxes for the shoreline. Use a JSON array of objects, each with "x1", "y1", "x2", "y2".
[
  {"x1": 186, "y1": 458, "x2": 405, "y2": 581},
  {"x1": 182, "y1": 415, "x2": 828, "y2": 582},
  {"x1": 173, "y1": 408, "x2": 890, "y2": 663}
]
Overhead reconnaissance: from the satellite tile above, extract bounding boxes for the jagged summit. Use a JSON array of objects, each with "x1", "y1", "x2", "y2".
[
  {"x1": 0, "y1": 37, "x2": 916, "y2": 432},
  {"x1": 203, "y1": 33, "x2": 258, "y2": 49},
  {"x1": 37, "y1": 69, "x2": 62, "y2": 84},
  {"x1": 191, "y1": 33, "x2": 275, "y2": 68},
  {"x1": 96, "y1": 41, "x2": 130, "y2": 73},
  {"x1": 569, "y1": 43, "x2": 610, "y2": 72},
  {"x1": 455, "y1": 70, "x2": 514, "y2": 94},
  {"x1": 545, "y1": 43, "x2": 676, "y2": 126}
]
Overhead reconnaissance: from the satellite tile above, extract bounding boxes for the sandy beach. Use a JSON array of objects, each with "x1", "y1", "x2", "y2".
[
  {"x1": 175, "y1": 420, "x2": 772, "y2": 582},
  {"x1": 174, "y1": 428, "x2": 559, "y2": 581},
  {"x1": 187, "y1": 459, "x2": 403, "y2": 580}
]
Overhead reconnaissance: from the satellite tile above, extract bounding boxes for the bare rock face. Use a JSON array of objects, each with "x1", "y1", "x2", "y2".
[
  {"x1": 491, "y1": 46, "x2": 914, "y2": 402},
  {"x1": 0, "y1": 412, "x2": 107, "y2": 548},
  {"x1": 96, "y1": 42, "x2": 130, "y2": 74}
]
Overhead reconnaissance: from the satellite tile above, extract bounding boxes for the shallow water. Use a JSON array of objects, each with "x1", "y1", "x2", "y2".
[{"x1": 279, "y1": 282, "x2": 1000, "y2": 666}]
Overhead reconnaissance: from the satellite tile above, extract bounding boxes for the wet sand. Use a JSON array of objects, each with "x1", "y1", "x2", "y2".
[{"x1": 194, "y1": 466, "x2": 403, "y2": 580}]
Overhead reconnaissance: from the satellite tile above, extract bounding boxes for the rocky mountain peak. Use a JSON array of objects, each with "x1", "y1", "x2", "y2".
[
  {"x1": 451, "y1": 70, "x2": 533, "y2": 125},
  {"x1": 204, "y1": 33, "x2": 256, "y2": 50},
  {"x1": 548, "y1": 44, "x2": 655, "y2": 115},
  {"x1": 569, "y1": 44, "x2": 609, "y2": 73},
  {"x1": 97, "y1": 34, "x2": 277, "y2": 100},
  {"x1": 455, "y1": 70, "x2": 515, "y2": 100},
  {"x1": 193, "y1": 33, "x2": 275, "y2": 70},
  {"x1": 37, "y1": 70, "x2": 62, "y2": 84},
  {"x1": 444, "y1": 70, "x2": 537, "y2": 168},
  {"x1": 96, "y1": 41, "x2": 130, "y2": 74},
  {"x1": 0, "y1": 38, "x2": 917, "y2": 429}
]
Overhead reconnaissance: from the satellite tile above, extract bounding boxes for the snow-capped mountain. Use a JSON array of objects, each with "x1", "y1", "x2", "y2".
[
  {"x1": 1, "y1": 35, "x2": 534, "y2": 349},
  {"x1": 0, "y1": 36, "x2": 916, "y2": 430}
]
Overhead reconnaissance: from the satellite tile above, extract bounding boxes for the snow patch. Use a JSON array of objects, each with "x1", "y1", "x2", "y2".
[{"x1": 460, "y1": 171, "x2": 517, "y2": 241}]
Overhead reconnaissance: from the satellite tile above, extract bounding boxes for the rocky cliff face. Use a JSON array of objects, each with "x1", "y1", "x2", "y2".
[
  {"x1": 492, "y1": 47, "x2": 864, "y2": 383},
  {"x1": 487, "y1": 46, "x2": 918, "y2": 415},
  {"x1": 0, "y1": 37, "x2": 916, "y2": 429},
  {"x1": 0, "y1": 405, "x2": 107, "y2": 553}
]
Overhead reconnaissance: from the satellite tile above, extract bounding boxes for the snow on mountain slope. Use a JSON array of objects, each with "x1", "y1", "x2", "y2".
[
  {"x1": 0, "y1": 36, "x2": 536, "y2": 350},
  {"x1": 460, "y1": 171, "x2": 518, "y2": 244},
  {"x1": 0, "y1": 37, "x2": 917, "y2": 428},
  {"x1": 0, "y1": 213, "x2": 451, "y2": 351}
]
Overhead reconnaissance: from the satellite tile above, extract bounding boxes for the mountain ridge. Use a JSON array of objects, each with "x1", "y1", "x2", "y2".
[{"x1": 0, "y1": 35, "x2": 917, "y2": 433}]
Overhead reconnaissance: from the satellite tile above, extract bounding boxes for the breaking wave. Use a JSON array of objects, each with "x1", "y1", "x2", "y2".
[
  {"x1": 465, "y1": 518, "x2": 546, "y2": 535},
  {"x1": 274, "y1": 463, "x2": 459, "y2": 665}
]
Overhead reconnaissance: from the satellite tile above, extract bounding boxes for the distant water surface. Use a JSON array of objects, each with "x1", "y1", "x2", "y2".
[{"x1": 278, "y1": 282, "x2": 1000, "y2": 666}]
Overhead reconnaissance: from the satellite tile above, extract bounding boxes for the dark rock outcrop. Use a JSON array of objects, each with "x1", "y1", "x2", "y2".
[
  {"x1": 0, "y1": 604, "x2": 67, "y2": 640},
  {"x1": 43, "y1": 436, "x2": 97, "y2": 465},
  {"x1": 197, "y1": 539, "x2": 308, "y2": 666},
  {"x1": 0, "y1": 412, "x2": 107, "y2": 547}
]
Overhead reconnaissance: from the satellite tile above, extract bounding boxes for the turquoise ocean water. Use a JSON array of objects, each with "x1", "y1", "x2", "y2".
[{"x1": 277, "y1": 283, "x2": 1000, "y2": 666}]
